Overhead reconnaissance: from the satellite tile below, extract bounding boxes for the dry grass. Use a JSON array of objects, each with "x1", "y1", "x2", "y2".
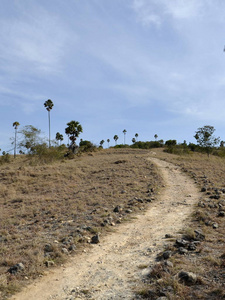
[
  {"x1": 0, "y1": 148, "x2": 163, "y2": 299},
  {"x1": 137, "y1": 148, "x2": 225, "y2": 300},
  {"x1": 1, "y1": 147, "x2": 225, "y2": 299}
]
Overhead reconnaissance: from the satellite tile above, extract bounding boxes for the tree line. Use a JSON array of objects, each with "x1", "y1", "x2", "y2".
[{"x1": 2, "y1": 98, "x2": 224, "y2": 160}]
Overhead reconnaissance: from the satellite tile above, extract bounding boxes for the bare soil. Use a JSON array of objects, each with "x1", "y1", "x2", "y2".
[{"x1": 11, "y1": 155, "x2": 201, "y2": 300}]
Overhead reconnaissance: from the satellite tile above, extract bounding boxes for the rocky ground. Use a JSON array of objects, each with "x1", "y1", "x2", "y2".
[{"x1": 10, "y1": 156, "x2": 201, "y2": 300}]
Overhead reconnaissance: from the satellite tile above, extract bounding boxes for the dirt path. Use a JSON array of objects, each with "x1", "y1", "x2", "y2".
[{"x1": 12, "y1": 157, "x2": 201, "y2": 300}]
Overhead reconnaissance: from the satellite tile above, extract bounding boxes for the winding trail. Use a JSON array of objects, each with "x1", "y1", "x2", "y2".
[{"x1": 12, "y1": 157, "x2": 201, "y2": 300}]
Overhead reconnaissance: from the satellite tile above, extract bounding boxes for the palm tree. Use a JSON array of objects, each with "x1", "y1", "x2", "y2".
[
  {"x1": 100, "y1": 140, "x2": 105, "y2": 147},
  {"x1": 65, "y1": 120, "x2": 83, "y2": 153},
  {"x1": 55, "y1": 132, "x2": 63, "y2": 145},
  {"x1": 44, "y1": 99, "x2": 54, "y2": 148},
  {"x1": 123, "y1": 129, "x2": 127, "y2": 145},
  {"x1": 13, "y1": 121, "x2": 20, "y2": 158},
  {"x1": 113, "y1": 135, "x2": 119, "y2": 145},
  {"x1": 132, "y1": 137, "x2": 136, "y2": 144},
  {"x1": 135, "y1": 133, "x2": 138, "y2": 142},
  {"x1": 107, "y1": 139, "x2": 110, "y2": 148},
  {"x1": 154, "y1": 134, "x2": 158, "y2": 141}
]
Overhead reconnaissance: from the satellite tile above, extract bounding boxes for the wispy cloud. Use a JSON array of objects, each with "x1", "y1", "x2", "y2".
[{"x1": 0, "y1": 2, "x2": 72, "y2": 76}]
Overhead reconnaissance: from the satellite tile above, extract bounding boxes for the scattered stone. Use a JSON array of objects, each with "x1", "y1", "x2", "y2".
[
  {"x1": 179, "y1": 247, "x2": 188, "y2": 255},
  {"x1": 8, "y1": 263, "x2": 25, "y2": 274},
  {"x1": 114, "y1": 160, "x2": 127, "y2": 164},
  {"x1": 188, "y1": 242, "x2": 197, "y2": 251},
  {"x1": 68, "y1": 244, "x2": 76, "y2": 252},
  {"x1": 165, "y1": 234, "x2": 173, "y2": 238},
  {"x1": 164, "y1": 260, "x2": 173, "y2": 268},
  {"x1": 212, "y1": 222, "x2": 218, "y2": 229},
  {"x1": 113, "y1": 205, "x2": 123, "y2": 213},
  {"x1": 178, "y1": 271, "x2": 197, "y2": 285},
  {"x1": 45, "y1": 261, "x2": 55, "y2": 268},
  {"x1": 218, "y1": 211, "x2": 225, "y2": 217},
  {"x1": 175, "y1": 238, "x2": 189, "y2": 247},
  {"x1": 125, "y1": 209, "x2": 132, "y2": 213},
  {"x1": 162, "y1": 251, "x2": 172, "y2": 260},
  {"x1": 194, "y1": 229, "x2": 205, "y2": 241},
  {"x1": 61, "y1": 247, "x2": 69, "y2": 254},
  {"x1": 44, "y1": 244, "x2": 54, "y2": 252},
  {"x1": 91, "y1": 233, "x2": 100, "y2": 244}
]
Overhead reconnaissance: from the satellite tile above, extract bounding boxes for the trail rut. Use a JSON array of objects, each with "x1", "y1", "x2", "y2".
[{"x1": 12, "y1": 157, "x2": 201, "y2": 300}]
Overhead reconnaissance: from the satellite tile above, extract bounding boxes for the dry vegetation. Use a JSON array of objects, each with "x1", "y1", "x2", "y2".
[
  {"x1": 137, "y1": 148, "x2": 225, "y2": 300},
  {"x1": 0, "y1": 148, "x2": 163, "y2": 299},
  {"x1": 1, "y1": 147, "x2": 225, "y2": 300}
]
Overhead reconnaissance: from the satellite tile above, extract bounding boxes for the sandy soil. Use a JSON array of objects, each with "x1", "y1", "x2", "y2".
[{"x1": 11, "y1": 156, "x2": 201, "y2": 300}]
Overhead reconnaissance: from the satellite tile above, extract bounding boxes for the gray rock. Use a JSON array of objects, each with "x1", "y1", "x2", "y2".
[
  {"x1": 218, "y1": 211, "x2": 225, "y2": 217},
  {"x1": 179, "y1": 247, "x2": 188, "y2": 255},
  {"x1": 113, "y1": 205, "x2": 122, "y2": 213},
  {"x1": 188, "y1": 242, "x2": 197, "y2": 251},
  {"x1": 162, "y1": 251, "x2": 172, "y2": 260},
  {"x1": 91, "y1": 233, "x2": 100, "y2": 244},
  {"x1": 44, "y1": 243, "x2": 54, "y2": 252},
  {"x1": 45, "y1": 261, "x2": 55, "y2": 267},
  {"x1": 178, "y1": 271, "x2": 197, "y2": 285},
  {"x1": 8, "y1": 263, "x2": 25, "y2": 274},
  {"x1": 68, "y1": 244, "x2": 76, "y2": 252},
  {"x1": 164, "y1": 260, "x2": 173, "y2": 268},
  {"x1": 165, "y1": 234, "x2": 173, "y2": 238},
  {"x1": 61, "y1": 247, "x2": 69, "y2": 254},
  {"x1": 212, "y1": 222, "x2": 218, "y2": 229}
]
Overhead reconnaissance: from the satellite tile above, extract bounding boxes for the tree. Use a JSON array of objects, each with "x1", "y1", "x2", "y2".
[
  {"x1": 194, "y1": 125, "x2": 220, "y2": 156},
  {"x1": 107, "y1": 139, "x2": 110, "y2": 148},
  {"x1": 135, "y1": 133, "x2": 138, "y2": 142},
  {"x1": 100, "y1": 140, "x2": 105, "y2": 147},
  {"x1": 18, "y1": 125, "x2": 43, "y2": 154},
  {"x1": 65, "y1": 121, "x2": 83, "y2": 153},
  {"x1": 13, "y1": 121, "x2": 20, "y2": 158},
  {"x1": 55, "y1": 132, "x2": 63, "y2": 145},
  {"x1": 154, "y1": 134, "x2": 158, "y2": 141},
  {"x1": 113, "y1": 135, "x2": 119, "y2": 145},
  {"x1": 44, "y1": 99, "x2": 54, "y2": 148},
  {"x1": 132, "y1": 137, "x2": 136, "y2": 144},
  {"x1": 123, "y1": 129, "x2": 127, "y2": 145}
]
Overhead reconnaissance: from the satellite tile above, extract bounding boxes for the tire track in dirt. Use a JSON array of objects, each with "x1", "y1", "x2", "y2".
[{"x1": 12, "y1": 157, "x2": 201, "y2": 300}]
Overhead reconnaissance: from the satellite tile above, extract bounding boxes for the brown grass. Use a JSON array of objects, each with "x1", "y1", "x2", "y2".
[
  {"x1": 1, "y1": 147, "x2": 225, "y2": 299},
  {"x1": 137, "y1": 148, "x2": 225, "y2": 300},
  {"x1": 0, "y1": 148, "x2": 163, "y2": 299}
]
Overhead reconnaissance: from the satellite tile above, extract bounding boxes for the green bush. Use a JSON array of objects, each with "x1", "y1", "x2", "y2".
[{"x1": 79, "y1": 140, "x2": 97, "y2": 152}]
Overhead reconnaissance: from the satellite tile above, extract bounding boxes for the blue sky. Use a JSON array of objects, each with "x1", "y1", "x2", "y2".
[{"x1": 1, "y1": 0, "x2": 225, "y2": 151}]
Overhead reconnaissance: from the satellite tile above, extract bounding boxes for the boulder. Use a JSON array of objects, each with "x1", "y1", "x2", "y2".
[
  {"x1": 8, "y1": 263, "x2": 25, "y2": 275},
  {"x1": 178, "y1": 271, "x2": 197, "y2": 285}
]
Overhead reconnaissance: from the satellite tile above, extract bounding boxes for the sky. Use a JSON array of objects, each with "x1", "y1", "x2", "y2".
[{"x1": 1, "y1": 0, "x2": 225, "y2": 152}]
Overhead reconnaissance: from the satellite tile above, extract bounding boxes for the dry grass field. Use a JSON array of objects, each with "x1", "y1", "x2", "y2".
[
  {"x1": 0, "y1": 148, "x2": 224, "y2": 299},
  {"x1": 0, "y1": 148, "x2": 163, "y2": 299},
  {"x1": 139, "y1": 148, "x2": 225, "y2": 300}
]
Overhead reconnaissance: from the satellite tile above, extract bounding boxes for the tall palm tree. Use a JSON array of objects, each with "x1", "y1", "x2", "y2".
[
  {"x1": 154, "y1": 134, "x2": 158, "y2": 141},
  {"x1": 113, "y1": 135, "x2": 119, "y2": 145},
  {"x1": 123, "y1": 129, "x2": 127, "y2": 145},
  {"x1": 65, "y1": 120, "x2": 83, "y2": 153},
  {"x1": 13, "y1": 121, "x2": 20, "y2": 158},
  {"x1": 135, "y1": 133, "x2": 138, "y2": 142},
  {"x1": 107, "y1": 139, "x2": 110, "y2": 148},
  {"x1": 55, "y1": 132, "x2": 63, "y2": 145},
  {"x1": 100, "y1": 140, "x2": 105, "y2": 147},
  {"x1": 44, "y1": 99, "x2": 54, "y2": 147}
]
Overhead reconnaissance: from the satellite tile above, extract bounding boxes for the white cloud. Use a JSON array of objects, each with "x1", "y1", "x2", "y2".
[{"x1": 0, "y1": 3, "x2": 73, "y2": 76}]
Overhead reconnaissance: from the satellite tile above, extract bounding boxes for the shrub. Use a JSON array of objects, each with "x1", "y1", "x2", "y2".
[{"x1": 79, "y1": 140, "x2": 97, "y2": 152}]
